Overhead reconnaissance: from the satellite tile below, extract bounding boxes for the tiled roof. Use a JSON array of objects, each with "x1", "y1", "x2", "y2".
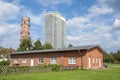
[{"x1": 11, "y1": 45, "x2": 104, "y2": 55}]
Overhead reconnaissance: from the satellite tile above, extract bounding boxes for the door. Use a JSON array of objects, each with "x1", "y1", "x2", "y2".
[
  {"x1": 99, "y1": 58, "x2": 101, "y2": 67},
  {"x1": 31, "y1": 59, "x2": 34, "y2": 66},
  {"x1": 88, "y1": 57, "x2": 91, "y2": 69}
]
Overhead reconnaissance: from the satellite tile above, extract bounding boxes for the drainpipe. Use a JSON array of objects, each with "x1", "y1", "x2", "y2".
[{"x1": 77, "y1": 50, "x2": 83, "y2": 69}]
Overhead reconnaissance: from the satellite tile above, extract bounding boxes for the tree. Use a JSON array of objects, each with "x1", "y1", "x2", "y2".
[
  {"x1": 43, "y1": 43, "x2": 53, "y2": 49},
  {"x1": 112, "y1": 50, "x2": 120, "y2": 63},
  {"x1": 33, "y1": 39, "x2": 43, "y2": 50},
  {"x1": 0, "y1": 46, "x2": 14, "y2": 61},
  {"x1": 68, "y1": 43, "x2": 73, "y2": 48},
  {"x1": 103, "y1": 52, "x2": 114, "y2": 63},
  {"x1": 17, "y1": 38, "x2": 33, "y2": 51}
]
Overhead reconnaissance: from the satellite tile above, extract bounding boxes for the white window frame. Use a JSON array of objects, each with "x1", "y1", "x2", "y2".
[
  {"x1": 22, "y1": 58, "x2": 27, "y2": 63},
  {"x1": 38, "y1": 58, "x2": 44, "y2": 64},
  {"x1": 93, "y1": 58, "x2": 95, "y2": 64},
  {"x1": 96, "y1": 58, "x2": 98, "y2": 64},
  {"x1": 14, "y1": 59, "x2": 18, "y2": 64},
  {"x1": 68, "y1": 57, "x2": 76, "y2": 64},
  {"x1": 51, "y1": 58, "x2": 57, "y2": 64}
]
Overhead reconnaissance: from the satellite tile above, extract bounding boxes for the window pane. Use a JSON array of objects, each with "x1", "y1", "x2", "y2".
[
  {"x1": 38, "y1": 58, "x2": 44, "y2": 64},
  {"x1": 51, "y1": 58, "x2": 57, "y2": 64},
  {"x1": 22, "y1": 58, "x2": 27, "y2": 63},
  {"x1": 14, "y1": 59, "x2": 18, "y2": 63},
  {"x1": 68, "y1": 57, "x2": 76, "y2": 64},
  {"x1": 96, "y1": 58, "x2": 98, "y2": 63},
  {"x1": 93, "y1": 58, "x2": 95, "y2": 64}
]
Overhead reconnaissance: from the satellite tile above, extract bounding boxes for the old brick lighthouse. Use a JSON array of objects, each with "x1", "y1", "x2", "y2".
[{"x1": 20, "y1": 17, "x2": 30, "y2": 43}]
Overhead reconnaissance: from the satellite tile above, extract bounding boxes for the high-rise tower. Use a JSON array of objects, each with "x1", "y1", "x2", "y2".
[
  {"x1": 44, "y1": 12, "x2": 66, "y2": 49},
  {"x1": 20, "y1": 17, "x2": 30, "y2": 43}
]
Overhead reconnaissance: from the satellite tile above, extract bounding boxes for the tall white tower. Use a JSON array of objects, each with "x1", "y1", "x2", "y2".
[{"x1": 44, "y1": 12, "x2": 66, "y2": 49}]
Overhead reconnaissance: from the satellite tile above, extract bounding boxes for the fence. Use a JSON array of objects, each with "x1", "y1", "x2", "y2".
[
  {"x1": 0, "y1": 65, "x2": 79, "y2": 75},
  {"x1": 0, "y1": 65, "x2": 51, "y2": 74}
]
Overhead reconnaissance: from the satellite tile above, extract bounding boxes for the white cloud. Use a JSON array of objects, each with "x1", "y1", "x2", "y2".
[
  {"x1": 25, "y1": 11, "x2": 45, "y2": 26},
  {"x1": 113, "y1": 18, "x2": 120, "y2": 29},
  {"x1": 22, "y1": 9, "x2": 46, "y2": 43},
  {"x1": 88, "y1": 5, "x2": 113, "y2": 18},
  {"x1": 0, "y1": 23, "x2": 20, "y2": 48},
  {"x1": 38, "y1": 0, "x2": 72, "y2": 7},
  {"x1": 0, "y1": 1, "x2": 21, "y2": 49},
  {"x1": 0, "y1": 1, "x2": 20, "y2": 21},
  {"x1": 66, "y1": 0, "x2": 120, "y2": 52},
  {"x1": 98, "y1": 0, "x2": 120, "y2": 13},
  {"x1": 0, "y1": 0, "x2": 46, "y2": 49},
  {"x1": 66, "y1": 1, "x2": 119, "y2": 52}
]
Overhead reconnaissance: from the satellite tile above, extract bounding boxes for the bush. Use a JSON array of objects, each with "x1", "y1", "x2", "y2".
[
  {"x1": 48, "y1": 64, "x2": 61, "y2": 71},
  {"x1": 113, "y1": 60, "x2": 119, "y2": 64},
  {"x1": 0, "y1": 60, "x2": 10, "y2": 66}
]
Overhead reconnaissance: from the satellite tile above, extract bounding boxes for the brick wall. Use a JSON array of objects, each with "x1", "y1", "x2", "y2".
[
  {"x1": 83, "y1": 47, "x2": 103, "y2": 69},
  {"x1": 10, "y1": 48, "x2": 103, "y2": 69}
]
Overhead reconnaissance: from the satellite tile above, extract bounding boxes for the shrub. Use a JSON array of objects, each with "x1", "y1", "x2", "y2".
[
  {"x1": 48, "y1": 64, "x2": 61, "y2": 71},
  {"x1": 0, "y1": 60, "x2": 10, "y2": 66},
  {"x1": 113, "y1": 60, "x2": 118, "y2": 64}
]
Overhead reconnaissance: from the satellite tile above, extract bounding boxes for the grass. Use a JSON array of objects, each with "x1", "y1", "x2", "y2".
[
  {"x1": 0, "y1": 68, "x2": 120, "y2": 80},
  {"x1": 106, "y1": 63, "x2": 120, "y2": 67}
]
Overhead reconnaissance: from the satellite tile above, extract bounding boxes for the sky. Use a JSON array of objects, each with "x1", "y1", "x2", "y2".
[{"x1": 0, "y1": 0, "x2": 120, "y2": 53}]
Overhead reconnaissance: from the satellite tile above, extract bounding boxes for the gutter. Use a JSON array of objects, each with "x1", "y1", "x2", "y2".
[{"x1": 77, "y1": 49, "x2": 83, "y2": 69}]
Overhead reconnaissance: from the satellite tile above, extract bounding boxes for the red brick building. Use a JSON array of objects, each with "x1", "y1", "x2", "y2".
[{"x1": 10, "y1": 45, "x2": 104, "y2": 69}]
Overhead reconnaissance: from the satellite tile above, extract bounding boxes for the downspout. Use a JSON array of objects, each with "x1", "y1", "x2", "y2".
[{"x1": 77, "y1": 50, "x2": 83, "y2": 69}]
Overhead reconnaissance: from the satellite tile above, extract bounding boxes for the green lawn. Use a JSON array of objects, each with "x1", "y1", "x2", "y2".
[
  {"x1": 0, "y1": 68, "x2": 120, "y2": 80},
  {"x1": 106, "y1": 63, "x2": 120, "y2": 67}
]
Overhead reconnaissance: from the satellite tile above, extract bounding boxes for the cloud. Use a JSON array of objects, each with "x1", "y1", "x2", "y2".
[
  {"x1": 0, "y1": 1, "x2": 20, "y2": 21},
  {"x1": 113, "y1": 18, "x2": 120, "y2": 30},
  {"x1": 0, "y1": 0, "x2": 46, "y2": 49},
  {"x1": 98, "y1": 0, "x2": 120, "y2": 13},
  {"x1": 88, "y1": 5, "x2": 113, "y2": 17},
  {"x1": 24, "y1": 10, "x2": 45, "y2": 26},
  {"x1": 0, "y1": 1, "x2": 21, "y2": 49},
  {"x1": 38, "y1": 0, "x2": 72, "y2": 7},
  {"x1": 21, "y1": 9, "x2": 46, "y2": 43},
  {"x1": 66, "y1": 0, "x2": 120, "y2": 52},
  {"x1": 0, "y1": 23, "x2": 20, "y2": 48}
]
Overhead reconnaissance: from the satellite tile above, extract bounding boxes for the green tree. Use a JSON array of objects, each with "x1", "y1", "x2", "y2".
[
  {"x1": 0, "y1": 47, "x2": 14, "y2": 61},
  {"x1": 103, "y1": 53, "x2": 114, "y2": 63},
  {"x1": 43, "y1": 43, "x2": 53, "y2": 49},
  {"x1": 112, "y1": 50, "x2": 120, "y2": 63},
  {"x1": 68, "y1": 43, "x2": 73, "y2": 48},
  {"x1": 17, "y1": 38, "x2": 33, "y2": 51},
  {"x1": 33, "y1": 39, "x2": 43, "y2": 50}
]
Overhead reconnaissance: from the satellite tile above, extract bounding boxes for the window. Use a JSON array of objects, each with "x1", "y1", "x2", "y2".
[
  {"x1": 51, "y1": 58, "x2": 57, "y2": 64},
  {"x1": 22, "y1": 58, "x2": 27, "y2": 63},
  {"x1": 96, "y1": 58, "x2": 98, "y2": 63},
  {"x1": 68, "y1": 57, "x2": 76, "y2": 64},
  {"x1": 14, "y1": 59, "x2": 18, "y2": 64},
  {"x1": 23, "y1": 21, "x2": 26, "y2": 24},
  {"x1": 38, "y1": 58, "x2": 44, "y2": 64},
  {"x1": 93, "y1": 58, "x2": 95, "y2": 64}
]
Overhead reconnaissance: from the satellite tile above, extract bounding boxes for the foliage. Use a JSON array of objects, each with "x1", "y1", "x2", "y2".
[
  {"x1": 68, "y1": 43, "x2": 73, "y2": 48},
  {"x1": 0, "y1": 47, "x2": 14, "y2": 61},
  {"x1": 43, "y1": 43, "x2": 53, "y2": 49},
  {"x1": 0, "y1": 60, "x2": 10, "y2": 66},
  {"x1": 48, "y1": 64, "x2": 61, "y2": 71},
  {"x1": 17, "y1": 38, "x2": 33, "y2": 51},
  {"x1": 33, "y1": 39, "x2": 43, "y2": 50},
  {"x1": 0, "y1": 47, "x2": 14, "y2": 54},
  {"x1": 17, "y1": 39, "x2": 53, "y2": 51},
  {"x1": 103, "y1": 53, "x2": 114, "y2": 63},
  {"x1": 103, "y1": 50, "x2": 120, "y2": 63},
  {"x1": 112, "y1": 50, "x2": 120, "y2": 62}
]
